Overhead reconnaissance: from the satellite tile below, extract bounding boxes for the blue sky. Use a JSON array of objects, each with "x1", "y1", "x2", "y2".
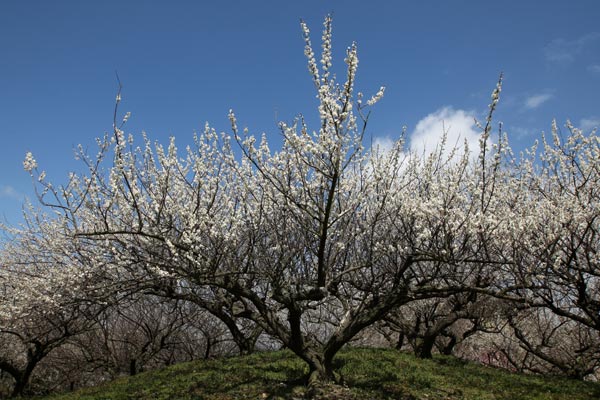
[{"x1": 1, "y1": 1, "x2": 599, "y2": 225}]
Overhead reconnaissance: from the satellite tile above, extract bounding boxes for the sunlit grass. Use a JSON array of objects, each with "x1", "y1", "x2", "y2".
[{"x1": 39, "y1": 348, "x2": 600, "y2": 400}]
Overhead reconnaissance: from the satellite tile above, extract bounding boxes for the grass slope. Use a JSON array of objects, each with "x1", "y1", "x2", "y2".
[{"x1": 40, "y1": 348, "x2": 600, "y2": 400}]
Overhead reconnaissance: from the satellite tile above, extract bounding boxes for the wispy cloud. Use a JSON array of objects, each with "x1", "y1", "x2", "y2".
[
  {"x1": 0, "y1": 185, "x2": 23, "y2": 200},
  {"x1": 508, "y1": 126, "x2": 535, "y2": 140},
  {"x1": 410, "y1": 107, "x2": 480, "y2": 157},
  {"x1": 524, "y1": 93, "x2": 553, "y2": 110},
  {"x1": 544, "y1": 32, "x2": 600, "y2": 65},
  {"x1": 587, "y1": 64, "x2": 600, "y2": 74},
  {"x1": 579, "y1": 117, "x2": 600, "y2": 132}
]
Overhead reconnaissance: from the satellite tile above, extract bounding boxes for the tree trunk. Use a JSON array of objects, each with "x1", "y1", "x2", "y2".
[
  {"x1": 237, "y1": 338, "x2": 255, "y2": 356},
  {"x1": 10, "y1": 377, "x2": 26, "y2": 398},
  {"x1": 415, "y1": 335, "x2": 436, "y2": 359},
  {"x1": 205, "y1": 305, "x2": 258, "y2": 356},
  {"x1": 10, "y1": 367, "x2": 33, "y2": 398},
  {"x1": 204, "y1": 335, "x2": 212, "y2": 360},
  {"x1": 395, "y1": 331, "x2": 405, "y2": 350},
  {"x1": 306, "y1": 355, "x2": 336, "y2": 387},
  {"x1": 8, "y1": 357, "x2": 38, "y2": 398},
  {"x1": 129, "y1": 358, "x2": 138, "y2": 376},
  {"x1": 440, "y1": 335, "x2": 457, "y2": 355}
]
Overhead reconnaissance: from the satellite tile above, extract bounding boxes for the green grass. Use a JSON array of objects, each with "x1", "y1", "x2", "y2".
[{"x1": 37, "y1": 348, "x2": 600, "y2": 400}]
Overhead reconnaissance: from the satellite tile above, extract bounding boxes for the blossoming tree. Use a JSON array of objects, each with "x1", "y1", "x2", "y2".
[
  {"x1": 0, "y1": 215, "x2": 107, "y2": 396},
  {"x1": 19, "y1": 16, "x2": 521, "y2": 388}
]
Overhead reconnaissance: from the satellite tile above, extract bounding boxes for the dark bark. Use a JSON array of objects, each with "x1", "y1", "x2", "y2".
[
  {"x1": 204, "y1": 335, "x2": 212, "y2": 360},
  {"x1": 415, "y1": 335, "x2": 436, "y2": 359},
  {"x1": 307, "y1": 356, "x2": 336, "y2": 387},
  {"x1": 395, "y1": 331, "x2": 405, "y2": 350},
  {"x1": 216, "y1": 260, "x2": 425, "y2": 386},
  {"x1": 440, "y1": 335, "x2": 457, "y2": 355},
  {"x1": 508, "y1": 316, "x2": 595, "y2": 380},
  {"x1": 129, "y1": 359, "x2": 138, "y2": 376},
  {"x1": 146, "y1": 288, "x2": 261, "y2": 356},
  {"x1": 4, "y1": 351, "x2": 42, "y2": 398}
]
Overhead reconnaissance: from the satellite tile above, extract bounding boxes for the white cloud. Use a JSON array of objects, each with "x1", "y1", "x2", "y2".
[
  {"x1": 508, "y1": 126, "x2": 534, "y2": 139},
  {"x1": 524, "y1": 93, "x2": 553, "y2": 110},
  {"x1": 372, "y1": 136, "x2": 395, "y2": 154},
  {"x1": 587, "y1": 64, "x2": 600, "y2": 74},
  {"x1": 579, "y1": 117, "x2": 600, "y2": 132},
  {"x1": 544, "y1": 32, "x2": 600, "y2": 65},
  {"x1": 410, "y1": 107, "x2": 480, "y2": 158},
  {"x1": 0, "y1": 185, "x2": 23, "y2": 200}
]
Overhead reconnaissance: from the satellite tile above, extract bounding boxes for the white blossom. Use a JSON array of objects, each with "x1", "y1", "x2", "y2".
[{"x1": 23, "y1": 151, "x2": 37, "y2": 172}]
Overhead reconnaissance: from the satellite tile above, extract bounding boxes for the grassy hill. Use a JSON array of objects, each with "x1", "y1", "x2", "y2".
[{"x1": 39, "y1": 348, "x2": 600, "y2": 400}]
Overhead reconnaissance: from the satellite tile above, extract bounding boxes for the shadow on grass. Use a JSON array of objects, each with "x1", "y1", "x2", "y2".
[
  {"x1": 336, "y1": 348, "x2": 600, "y2": 400},
  {"x1": 186, "y1": 351, "x2": 308, "y2": 399}
]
